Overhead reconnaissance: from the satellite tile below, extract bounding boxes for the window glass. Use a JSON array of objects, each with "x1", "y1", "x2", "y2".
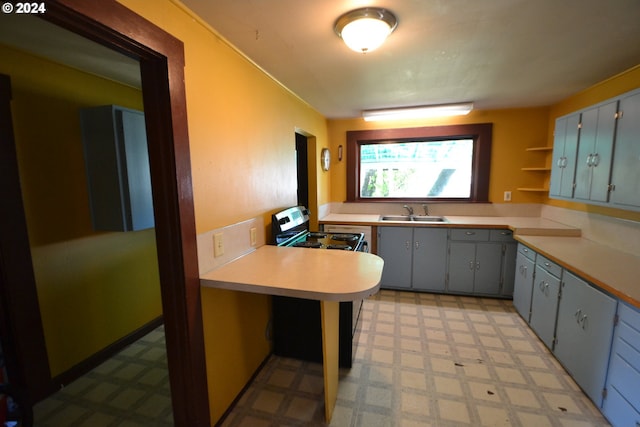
[
  {"x1": 345, "y1": 123, "x2": 492, "y2": 202},
  {"x1": 359, "y1": 139, "x2": 473, "y2": 198}
]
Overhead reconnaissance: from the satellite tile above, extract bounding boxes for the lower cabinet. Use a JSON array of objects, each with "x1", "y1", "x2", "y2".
[
  {"x1": 412, "y1": 228, "x2": 449, "y2": 292},
  {"x1": 377, "y1": 226, "x2": 515, "y2": 296},
  {"x1": 512, "y1": 244, "x2": 536, "y2": 322},
  {"x1": 528, "y1": 254, "x2": 562, "y2": 349},
  {"x1": 447, "y1": 228, "x2": 516, "y2": 296},
  {"x1": 602, "y1": 302, "x2": 640, "y2": 427},
  {"x1": 377, "y1": 226, "x2": 447, "y2": 291},
  {"x1": 554, "y1": 271, "x2": 617, "y2": 406}
]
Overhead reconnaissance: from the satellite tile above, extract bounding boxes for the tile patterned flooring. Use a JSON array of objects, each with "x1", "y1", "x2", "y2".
[
  {"x1": 33, "y1": 290, "x2": 611, "y2": 426},
  {"x1": 222, "y1": 290, "x2": 610, "y2": 426},
  {"x1": 32, "y1": 327, "x2": 173, "y2": 427}
]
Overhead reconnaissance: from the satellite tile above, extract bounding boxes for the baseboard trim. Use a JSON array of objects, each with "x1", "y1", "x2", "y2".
[{"x1": 43, "y1": 316, "x2": 164, "y2": 400}]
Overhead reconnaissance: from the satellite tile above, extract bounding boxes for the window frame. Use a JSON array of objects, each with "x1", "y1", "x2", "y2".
[{"x1": 346, "y1": 123, "x2": 492, "y2": 203}]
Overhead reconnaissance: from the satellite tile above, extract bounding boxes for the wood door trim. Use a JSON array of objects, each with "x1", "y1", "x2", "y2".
[{"x1": 0, "y1": 1, "x2": 209, "y2": 425}]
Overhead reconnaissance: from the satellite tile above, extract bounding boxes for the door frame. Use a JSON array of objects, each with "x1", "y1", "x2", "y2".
[{"x1": 0, "y1": 1, "x2": 209, "y2": 425}]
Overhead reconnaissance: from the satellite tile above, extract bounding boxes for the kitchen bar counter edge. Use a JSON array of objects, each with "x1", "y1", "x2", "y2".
[{"x1": 200, "y1": 245, "x2": 384, "y2": 301}]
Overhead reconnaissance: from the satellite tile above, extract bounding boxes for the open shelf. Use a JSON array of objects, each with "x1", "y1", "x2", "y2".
[
  {"x1": 517, "y1": 187, "x2": 549, "y2": 192},
  {"x1": 521, "y1": 167, "x2": 551, "y2": 171},
  {"x1": 525, "y1": 146, "x2": 553, "y2": 152}
]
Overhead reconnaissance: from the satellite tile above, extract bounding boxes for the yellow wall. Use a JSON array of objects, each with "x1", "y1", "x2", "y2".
[
  {"x1": 546, "y1": 65, "x2": 640, "y2": 222},
  {"x1": 327, "y1": 107, "x2": 551, "y2": 204},
  {"x1": 0, "y1": 45, "x2": 162, "y2": 376},
  {"x1": 116, "y1": 1, "x2": 329, "y2": 423}
]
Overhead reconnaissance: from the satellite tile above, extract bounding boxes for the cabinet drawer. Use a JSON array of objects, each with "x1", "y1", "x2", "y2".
[
  {"x1": 518, "y1": 244, "x2": 536, "y2": 262},
  {"x1": 536, "y1": 254, "x2": 562, "y2": 278},
  {"x1": 607, "y1": 338, "x2": 640, "y2": 412},
  {"x1": 450, "y1": 229, "x2": 489, "y2": 241},
  {"x1": 489, "y1": 229, "x2": 515, "y2": 242},
  {"x1": 618, "y1": 303, "x2": 640, "y2": 352}
]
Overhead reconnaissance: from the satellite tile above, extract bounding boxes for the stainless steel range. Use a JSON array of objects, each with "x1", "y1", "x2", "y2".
[{"x1": 271, "y1": 206, "x2": 366, "y2": 368}]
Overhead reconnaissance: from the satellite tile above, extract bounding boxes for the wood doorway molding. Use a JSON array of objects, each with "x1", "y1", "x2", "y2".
[{"x1": 37, "y1": 1, "x2": 209, "y2": 425}]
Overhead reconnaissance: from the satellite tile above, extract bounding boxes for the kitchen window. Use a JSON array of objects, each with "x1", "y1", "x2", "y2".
[{"x1": 346, "y1": 123, "x2": 492, "y2": 202}]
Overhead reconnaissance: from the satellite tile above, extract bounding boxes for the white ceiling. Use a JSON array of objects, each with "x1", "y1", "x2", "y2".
[
  {"x1": 0, "y1": 14, "x2": 141, "y2": 89},
  {"x1": 181, "y1": 0, "x2": 640, "y2": 118}
]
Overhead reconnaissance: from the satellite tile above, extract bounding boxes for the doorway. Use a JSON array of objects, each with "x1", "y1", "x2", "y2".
[
  {"x1": 295, "y1": 132, "x2": 309, "y2": 207},
  {"x1": 0, "y1": 2, "x2": 209, "y2": 426}
]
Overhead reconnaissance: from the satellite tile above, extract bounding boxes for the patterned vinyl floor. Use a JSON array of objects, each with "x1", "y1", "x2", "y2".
[
  {"x1": 32, "y1": 327, "x2": 173, "y2": 427},
  {"x1": 221, "y1": 290, "x2": 610, "y2": 427},
  {"x1": 33, "y1": 290, "x2": 611, "y2": 426}
]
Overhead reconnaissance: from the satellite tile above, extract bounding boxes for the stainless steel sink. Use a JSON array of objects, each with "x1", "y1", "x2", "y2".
[
  {"x1": 379, "y1": 215, "x2": 447, "y2": 223},
  {"x1": 412, "y1": 215, "x2": 448, "y2": 222}
]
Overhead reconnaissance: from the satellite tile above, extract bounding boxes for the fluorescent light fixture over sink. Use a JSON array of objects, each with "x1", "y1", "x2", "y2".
[
  {"x1": 335, "y1": 8, "x2": 398, "y2": 53},
  {"x1": 362, "y1": 103, "x2": 474, "y2": 121}
]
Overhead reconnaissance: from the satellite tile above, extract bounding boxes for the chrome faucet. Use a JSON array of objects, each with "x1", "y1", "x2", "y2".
[
  {"x1": 403, "y1": 205, "x2": 414, "y2": 215},
  {"x1": 422, "y1": 204, "x2": 429, "y2": 215}
]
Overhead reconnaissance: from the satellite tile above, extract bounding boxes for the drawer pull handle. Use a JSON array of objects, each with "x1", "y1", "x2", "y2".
[
  {"x1": 544, "y1": 262, "x2": 551, "y2": 267},
  {"x1": 465, "y1": 231, "x2": 476, "y2": 235}
]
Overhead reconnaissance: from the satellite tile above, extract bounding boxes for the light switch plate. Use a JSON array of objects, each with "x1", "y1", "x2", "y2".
[
  {"x1": 250, "y1": 227, "x2": 257, "y2": 246},
  {"x1": 213, "y1": 233, "x2": 224, "y2": 257}
]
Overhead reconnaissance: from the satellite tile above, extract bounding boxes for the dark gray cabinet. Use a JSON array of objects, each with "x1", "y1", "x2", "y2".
[
  {"x1": 80, "y1": 105, "x2": 154, "y2": 231},
  {"x1": 554, "y1": 271, "x2": 617, "y2": 406},
  {"x1": 512, "y1": 244, "x2": 536, "y2": 322}
]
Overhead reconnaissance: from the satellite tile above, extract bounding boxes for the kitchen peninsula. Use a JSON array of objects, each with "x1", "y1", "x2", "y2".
[{"x1": 200, "y1": 245, "x2": 384, "y2": 421}]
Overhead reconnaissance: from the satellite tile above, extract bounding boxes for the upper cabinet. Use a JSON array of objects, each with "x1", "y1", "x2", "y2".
[
  {"x1": 609, "y1": 90, "x2": 640, "y2": 210},
  {"x1": 574, "y1": 101, "x2": 617, "y2": 203},
  {"x1": 549, "y1": 113, "x2": 580, "y2": 199},
  {"x1": 80, "y1": 105, "x2": 155, "y2": 231},
  {"x1": 549, "y1": 88, "x2": 640, "y2": 211}
]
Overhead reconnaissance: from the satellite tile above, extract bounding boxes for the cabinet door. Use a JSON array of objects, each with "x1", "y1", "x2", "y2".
[
  {"x1": 610, "y1": 90, "x2": 640, "y2": 209},
  {"x1": 589, "y1": 101, "x2": 617, "y2": 202},
  {"x1": 574, "y1": 107, "x2": 597, "y2": 201},
  {"x1": 473, "y1": 242, "x2": 503, "y2": 295},
  {"x1": 529, "y1": 265, "x2": 561, "y2": 349},
  {"x1": 447, "y1": 242, "x2": 476, "y2": 293},
  {"x1": 412, "y1": 228, "x2": 448, "y2": 292},
  {"x1": 377, "y1": 227, "x2": 413, "y2": 289},
  {"x1": 574, "y1": 102, "x2": 617, "y2": 203},
  {"x1": 550, "y1": 113, "x2": 580, "y2": 199},
  {"x1": 513, "y1": 251, "x2": 535, "y2": 321},
  {"x1": 554, "y1": 271, "x2": 616, "y2": 406}
]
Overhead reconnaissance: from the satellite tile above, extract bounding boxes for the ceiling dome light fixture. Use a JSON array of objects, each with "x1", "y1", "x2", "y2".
[{"x1": 334, "y1": 7, "x2": 398, "y2": 53}]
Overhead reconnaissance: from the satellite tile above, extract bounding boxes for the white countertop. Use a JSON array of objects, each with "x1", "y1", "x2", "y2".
[
  {"x1": 319, "y1": 213, "x2": 581, "y2": 236},
  {"x1": 200, "y1": 245, "x2": 384, "y2": 301}
]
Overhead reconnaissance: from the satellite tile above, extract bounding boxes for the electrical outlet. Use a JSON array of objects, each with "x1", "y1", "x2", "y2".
[
  {"x1": 213, "y1": 233, "x2": 224, "y2": 258},
  {"x1": 250, "y1": 227, "x2": 257, "y2": 246},
  {"x1": 504, "y1": 191, "x2": 512, "y2": 202}
]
